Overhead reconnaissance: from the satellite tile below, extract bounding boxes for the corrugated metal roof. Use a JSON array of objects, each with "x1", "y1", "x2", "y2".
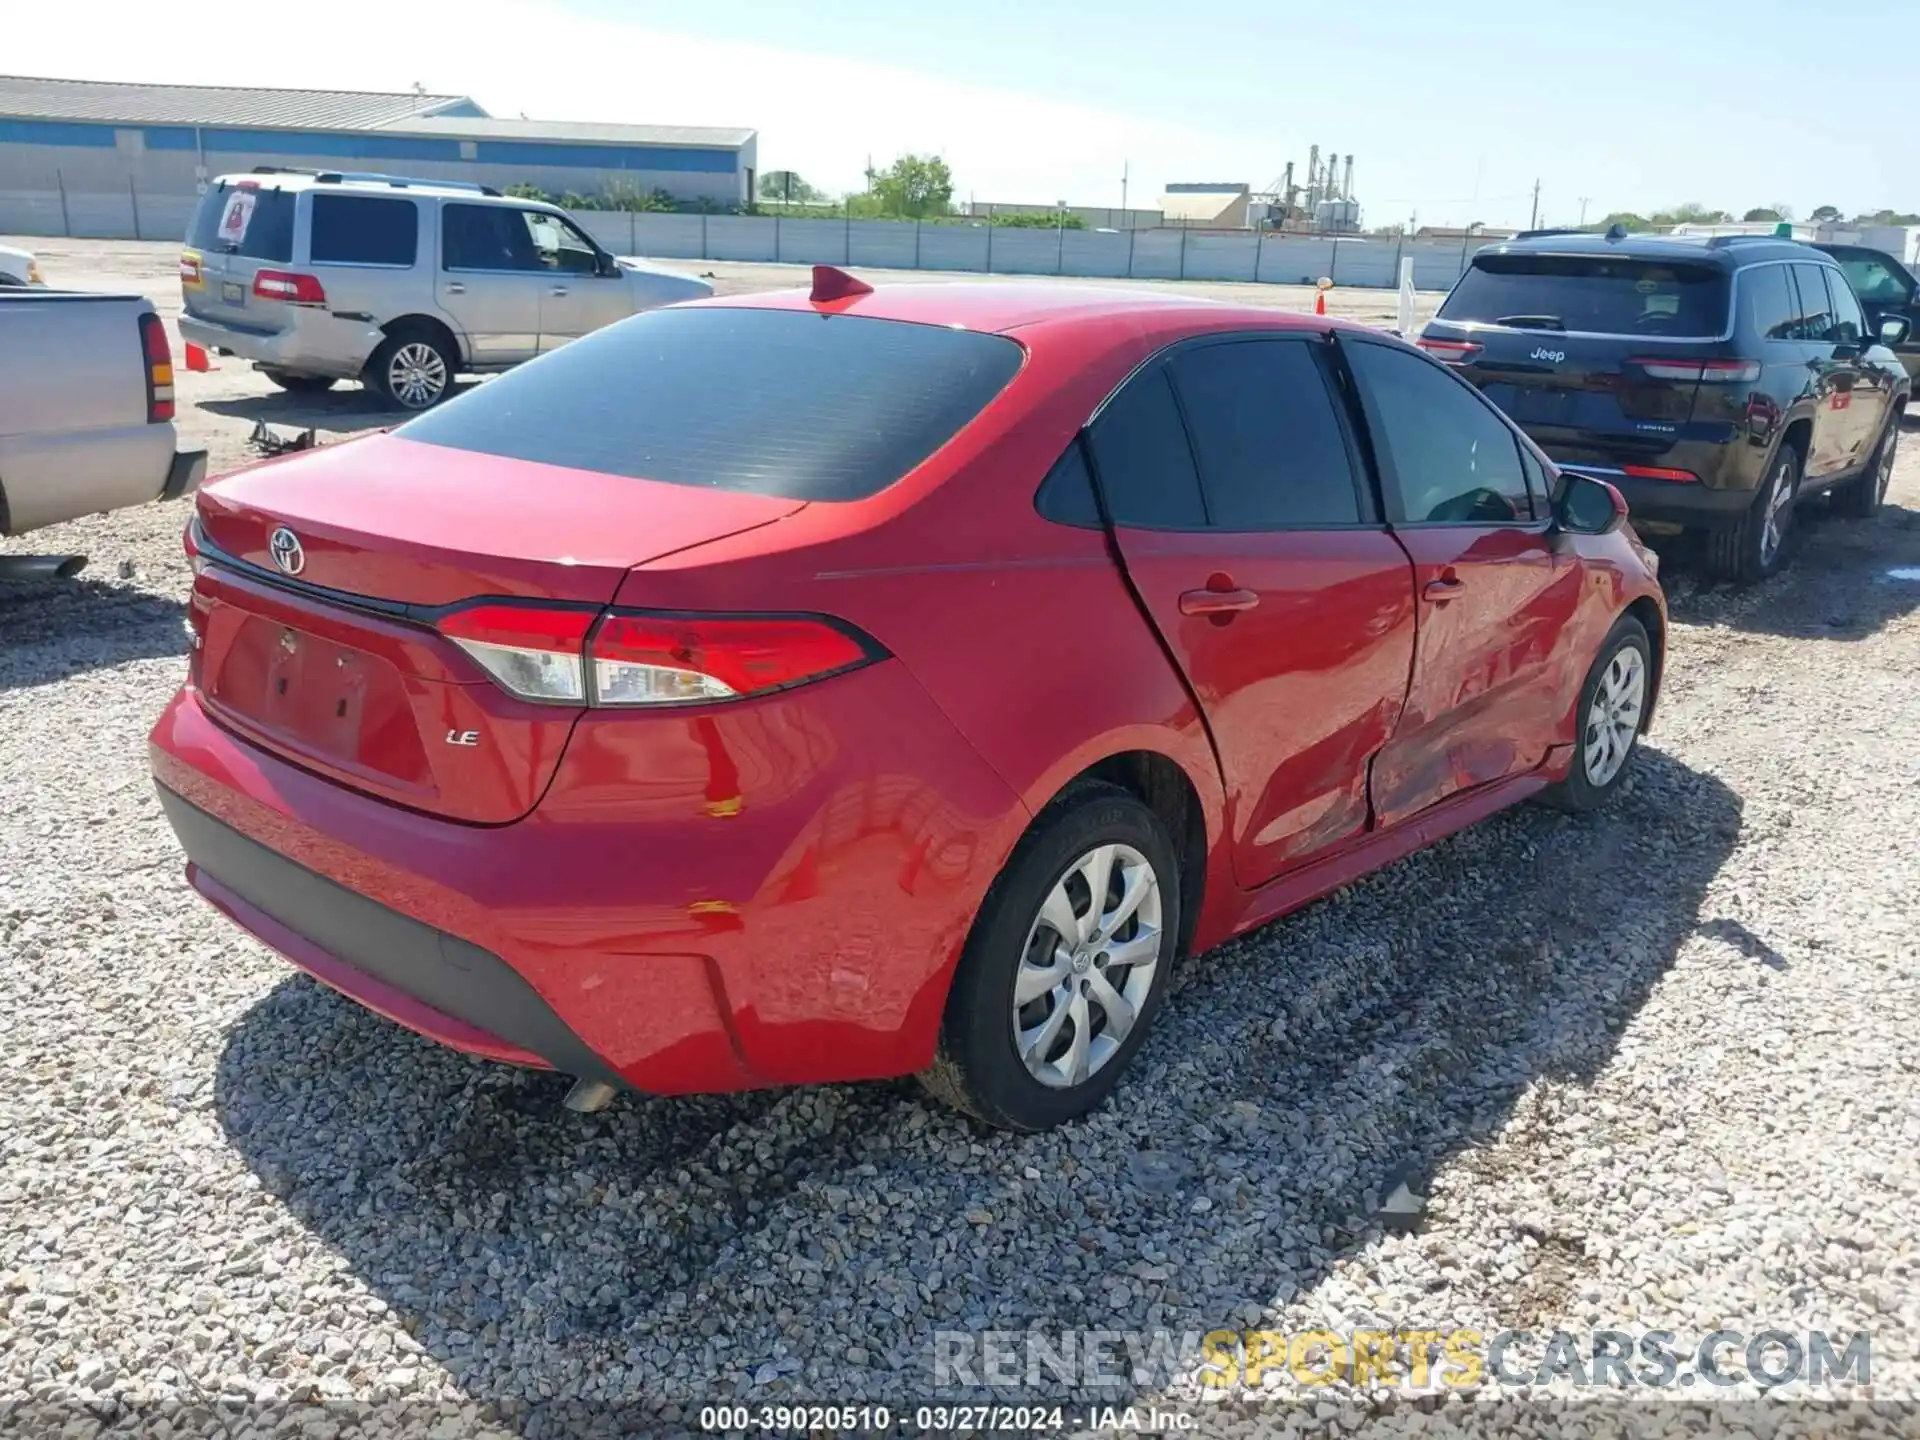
[
  {"x1": 0, "y1": 75, "x2": 475, "y2": 130},
  {"x1": 384, "y1": 115, "x2": 755, "y2": 150}
]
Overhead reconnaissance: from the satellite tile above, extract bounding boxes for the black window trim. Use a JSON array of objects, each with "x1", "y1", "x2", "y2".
[
  {"x1": 1068, "y1": 329, "x2": 1389, "y2": 535},
  {"x1": 304, "y1": 191, "x2": 421, "y2": 272},
  {"x1": 1334, "y1": 331, "x2": 1551, "y2": 533}
]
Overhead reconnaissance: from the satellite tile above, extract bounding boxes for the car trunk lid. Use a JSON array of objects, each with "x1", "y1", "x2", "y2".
[{"x1": 190, "y1": 433, "x2": 806, "y2": 823}]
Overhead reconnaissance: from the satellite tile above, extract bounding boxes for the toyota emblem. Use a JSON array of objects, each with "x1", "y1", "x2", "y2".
[{"x1": 267, "y1": 527, "x2": 305, "y2": 576}]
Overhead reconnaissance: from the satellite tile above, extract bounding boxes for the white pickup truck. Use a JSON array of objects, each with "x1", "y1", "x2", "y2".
[{"x1": 0, "y1": 291, "x2": 207, "y2": 576}]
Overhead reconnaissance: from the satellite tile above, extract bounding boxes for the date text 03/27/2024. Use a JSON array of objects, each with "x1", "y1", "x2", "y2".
[{"x1": 696, "y1": 1404, "x2": 1195, "y2": 1433}]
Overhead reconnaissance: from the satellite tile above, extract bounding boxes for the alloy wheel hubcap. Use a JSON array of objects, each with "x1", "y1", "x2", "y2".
[
  {"x1": 1759, "y1": 463, "x2": 1793, "y2": 565},
  {"x1": 1013, "y1": 842, "x2": 1162, "y2": 1089},
  {"x1": 1584, "y1": 646, "x2": 1645, "y2": 787},
  {"x1": 389, "y1": 343, "x2": 447, "y2": 408}
]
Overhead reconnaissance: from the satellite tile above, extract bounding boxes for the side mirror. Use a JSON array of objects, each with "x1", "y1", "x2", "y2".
[
  {"x1": 1878, "y1": 314, "x2": 1911, "y2": 347},
  {"x1": 1554, "y1": 472, "x2": 1629, "y2": 535},
  {"x1": 598, "y1": 253, "x2": 622, "y2": 278}
]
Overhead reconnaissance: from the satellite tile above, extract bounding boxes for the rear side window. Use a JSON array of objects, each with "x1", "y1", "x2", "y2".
[
  {"x1": 186, "y1": 183, "x2": 296, "y2": 263},
  {"x1": 1790, "y1": 263, "x2": 1837, "y2": 342},
  {"x1": 310, "y1": 194, "x2": 418, "y2": 266},
  {"x1": 1085, "y1": 368, "x2": 1207, "y2": 528},
  {"x1": 1439, "y1": 254, "x2": 1729, "y2": 337},
  {"x1": 396, "y1": 307, "x2": 1023, "y2": 502},
  {"x1": 1834, "y1": 252, "x2": 1913, "y2": 307},
  {"x1": 1167, "y1": 339, "x2": 1360, "y2": 527},
  {"x1": 1744, "y1": 265, "x2": 1799, "y2": 342},
  {"x1": 1821, "y1": 268, "x2": 1865, "y2": 343}
]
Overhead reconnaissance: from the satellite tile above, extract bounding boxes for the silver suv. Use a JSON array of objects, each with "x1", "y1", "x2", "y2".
[{"x1": 178, "y1": 169, "x2": 713, "y2": 409}]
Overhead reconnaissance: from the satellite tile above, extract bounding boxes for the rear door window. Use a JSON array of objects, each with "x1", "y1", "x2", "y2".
[
  {"x1": 1167, "y1": 338, "x2": 1363, "y2": 527},
  {"x1": 396, "y1": 306, "x2": 1024, "y2": 502},
  {"x1": 1821, "y1": 268, "x2": 1866, "y2": 343},
  {"x1": 1439, "y1": 254, "x2": 1729, "y2": 337},
  {"x1": 1085, "y1": 368, "x2": 1208, "y2": 528},
  {"x1": 187, "y1": 183, "x2": 296, "y2": 263},
  {"x1": 1834, "y1": 252, "x2": 1914, "y2": 307},
  {"x1": 309, "y1": 194, "x2": 419, "y2": 267},
  {"x1": 1791, "y1": 263, "x2": 1837, "y2": 343},
  {"x1": 1744, "y1": 264, "x2": 1799, "y2": 342}
]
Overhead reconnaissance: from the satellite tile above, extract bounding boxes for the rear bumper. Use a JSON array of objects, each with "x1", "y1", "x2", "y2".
[
  {"x1": 179, "y1": 309, "x2": 386, "y2": 380},
  {"x1": 163, "y1": 448, "x2": 207, "y2": 501},
  {"x1": 1558, "y1": 465, "x2": 1757, "y2": 529},
  {"x1": 0, "y1": 421, "x2": 191, "y2": 535},
  {"x1": 148, "y1": 666, "x2": 1028, "y2": 1095}
]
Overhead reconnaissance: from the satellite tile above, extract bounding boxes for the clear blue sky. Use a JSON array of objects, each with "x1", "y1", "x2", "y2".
[{"x1": 14, "y1": 0, "x2": 1908, "y2": 226}]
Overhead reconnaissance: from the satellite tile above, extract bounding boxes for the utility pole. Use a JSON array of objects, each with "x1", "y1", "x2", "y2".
[
  {"x1": 1120, "y1": 160, "x2": 1129, "y2": 215},
  {"x1": 1577, "y1": 195, "x2": 1591, "y2": 226},
  {"x1": 1529, "y1": 178, "x2": 1542, "y2": 230}
]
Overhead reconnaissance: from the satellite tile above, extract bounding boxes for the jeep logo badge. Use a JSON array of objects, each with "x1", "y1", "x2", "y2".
[{"x1": 1530, "y1": 346, "x2": 1567, "y2": 364}]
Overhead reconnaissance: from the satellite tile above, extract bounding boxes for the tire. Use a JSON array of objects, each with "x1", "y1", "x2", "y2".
[
  {"x1": 1832, "y1": 412, "x2": 1900, "y2": 519},
  {"x1": 261, "y1": 370, "x2": 338, "y2": 395},
  {"x1": 1538, "y1": 615, "x2": 1652, "y2": 814},
  {"x1": 367, "y1": 328, "x2": 456, "y2": 411},
  {"x1": 1705, "y1": 443, "x2": 1800, "y2": 583},
  {"x1": 919, "y1": 781, "x2": 1180, "y2": 1132}
]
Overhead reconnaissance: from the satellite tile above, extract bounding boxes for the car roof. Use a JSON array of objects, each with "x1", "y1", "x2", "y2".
[
  {"x1": 211, "y1": 170, "x2": 521, "y2": 204},
  {"x1": 696, "y1": 280, "x2": 1369, "y2": 339},
  {"x1": 1479, "y1": 232, "x2": 1825, "y2": 269}
]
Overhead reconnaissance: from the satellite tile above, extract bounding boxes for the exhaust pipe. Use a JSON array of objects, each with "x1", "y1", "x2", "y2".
[
  {"x1": 0, "y1": 554, "x2": 88, "y2": 582},
  {"x1": 564, "y1": 1078, "x2": 618, "y2": 1114}
]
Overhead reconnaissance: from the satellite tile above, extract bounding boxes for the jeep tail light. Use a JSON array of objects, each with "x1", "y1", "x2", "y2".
[
  {"x1": 252, "y1": 270, "x2": 328, "y2": 307},
  {"x1": 1631, "y1": 356, "x2": 1761, "y2": 383},
  {"x1": 437, "y1": 604, "x2": 882, "y2": 707},
  {"x1": 1416, "y1": 338, "x2": 1483, "y2": 365},
  {"x1": 590, "y1": 614, "x2": 874, "y2": 706},
  {"x1": 1622, "y1": 464, "x2": 1700, "y2": 483},
  {"x1": 139, "y1": 312, "x2": 174, "y2": 423}
]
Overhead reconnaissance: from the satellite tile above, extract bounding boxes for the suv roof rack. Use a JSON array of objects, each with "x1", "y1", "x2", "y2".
[
  {"x1": 246, "y1": 165, "x2": 501, "y2": 198},
  {"x1": 1513, "y1": 227, "x2": 1591, "y2": 241},
  {"x1": 1705, "y1": 233, "x2": 1801, "y2": 249}
]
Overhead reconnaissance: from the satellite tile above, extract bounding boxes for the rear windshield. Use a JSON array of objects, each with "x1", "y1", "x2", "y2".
[
  {"x1": 187, "y1": 183, "x2": 297, "y2": 264},
  {"x1": 396, "y1": 306, "x2": 1026, "y2": 501},
  {"x1": 1439, "y1": 254, "x2": 1729, "y2": 337}
]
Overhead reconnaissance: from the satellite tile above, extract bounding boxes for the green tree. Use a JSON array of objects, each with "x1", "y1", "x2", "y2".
[
  {"x1": 760, "y1": 170, "x2": 826, "y2": 204},
  {"x1": 1651, "y1": 202, "x2": 1732, "y2": 227},
  {"x1": 1742, "y1": 207, "x2": 1784, "y2": 223},
  {"x1": 1810, "y1": 205, "x2": 1842, "y2": 223},
  {"x1": 1598, "y1": 211, "x2": 1651, "y2": 232},
  {"x1": 1851, "y1": 208, "x2": 1920, "y2": 226},
  {"x1": 871, "y1": 154, "x2": 955, "y2": 219}
]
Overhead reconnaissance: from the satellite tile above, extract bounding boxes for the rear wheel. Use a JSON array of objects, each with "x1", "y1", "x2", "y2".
[
  {"x1": 1832, "y1": 413, "x2": 1899, "y2": 519},
  {"x1": 369, "y1": 328, "x2": 455, "y2": 411},
  {"x1": 1705, "y1": 444, "x2": 1799, "y2": 583},
  {"x1": 1539, "y1": 615, "x2": 1652, "y2": 814},
  {"x1": 261, "y1": 370, "x2": 337, "y2": 395},
  {"x1": 919, "y1": 782, "x2": 1179, "y2": 1131}
]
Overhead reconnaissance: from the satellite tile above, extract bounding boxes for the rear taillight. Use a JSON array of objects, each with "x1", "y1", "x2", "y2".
[
  {"x1": 139, "y1": 313, "x2": 174, "y2": 423},
  {"x1": 590, "y1": 614, "x2": 872, "y2": 705},
  {"x1": 179, "y1": 251, "x2": 203, "y2": 286},
  {"x1": 183, "y1": 516, "x2": 206, "y2": 575},
  {"x1": 253, "y1": 270, "x2": 328, "y2": 307},
  {"x1": 1630, "y1": 357, "x2": 1761, "y2": 384},
  {"x1": 436, "y1": 604, "x2": 881, "y2": 707},
  {"x1": 1622, "y1": 464, "x2": 1700, "y2": 483},
  {"x1": 438, "y1": 604, "x2": 596, "y2": 703},
  {"x1": 1416, "y1": 338, "x2": 1483, "y2": 365}
]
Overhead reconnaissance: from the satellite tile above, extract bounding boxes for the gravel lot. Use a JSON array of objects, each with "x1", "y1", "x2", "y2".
[{"x1": 3, "y1": 239, "x2": 1919, "y2": 1437}]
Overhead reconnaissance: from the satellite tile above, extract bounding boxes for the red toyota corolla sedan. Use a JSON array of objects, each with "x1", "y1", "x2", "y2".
[{"x1": 151, "y1": 268, "x2": 1666, "y2": 1132}]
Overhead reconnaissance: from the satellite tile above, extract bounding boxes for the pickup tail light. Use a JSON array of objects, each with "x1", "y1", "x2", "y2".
[
  {"x1": 252, "y1": 270, "x2": 328, "y2": 307},
  {"x1": 1631, "y1": 356, "x2": 1761, "y2": 384},
  {"x1": 1416, "y1": 338, "x2": 1484, "y2": 365},
  {"x1": 437, "y1": 604, "x2": 882, "y2": 707},
  {"x1": 139, "y1": 313, "x2": 175, "y2": 423}
]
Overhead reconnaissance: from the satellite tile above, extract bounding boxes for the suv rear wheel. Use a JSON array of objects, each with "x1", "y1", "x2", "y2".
[
  {"x1": 369, "y1": 328, "x2": 455, "y2": 411},
  {"x1": 1706, "y1": 443, "x2": 1800, "y2": 583},
  {"x1": 261, "y1": 370, "x2": 337, "y2": 395},
  {"x1": 1832, "y1": 412, "x2": 1899, "y2": 519}
]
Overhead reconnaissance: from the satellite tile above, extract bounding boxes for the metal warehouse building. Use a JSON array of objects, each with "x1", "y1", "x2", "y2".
[{"x1": 0, "y1": 75, "x2": 757, "y2": 239}]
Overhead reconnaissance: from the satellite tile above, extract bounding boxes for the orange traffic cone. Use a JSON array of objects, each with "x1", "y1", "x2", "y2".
[
  {"x1": 184, "y1": 342, "x2": 214, "y2": 372},
  {"x1": 1314, "y1": 291, "x2": 1326, "y2": 316}
]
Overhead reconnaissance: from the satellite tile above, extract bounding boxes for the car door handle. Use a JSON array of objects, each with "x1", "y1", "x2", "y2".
[
  {"x1": 1423, "y1": 575, "x2": 1467, "y2": 603},
  {"x1": 443, "y1": 282, "x2": 466, "y2": 295},
  {"x1": 1179, "y1": 586, "x2": 1260, "y2": 616}
]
